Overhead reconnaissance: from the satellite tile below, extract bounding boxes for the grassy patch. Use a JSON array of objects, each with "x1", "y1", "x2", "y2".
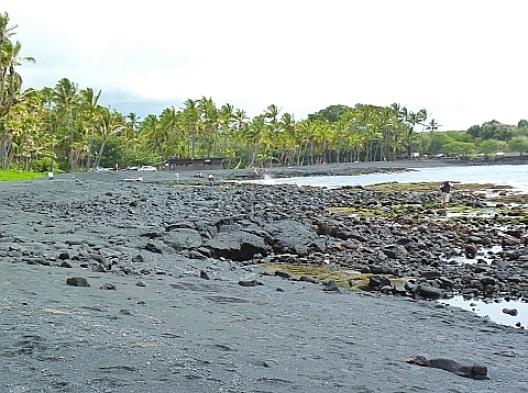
[
  {"x1": 0, "y1": 170, "x2": 45, "y2": 182},
  {"x1": 261, "y1": 262, "x2": 393, "y2": 291},
  {"x1": 328, "y1": 202, "x2": 440, "y2": 219},
  {"x1": 368, "y1": 181, "x2": 511, "y2": 193}
]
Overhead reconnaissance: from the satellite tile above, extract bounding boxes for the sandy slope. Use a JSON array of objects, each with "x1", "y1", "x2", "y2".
[{"x1": 0, "y1": 171, "x2": 527, "y2": 393}]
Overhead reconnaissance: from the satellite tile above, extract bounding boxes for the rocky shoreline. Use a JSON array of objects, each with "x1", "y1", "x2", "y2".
[{"x1": 1, "y1": 168, "x2": 528, "y2": 392}]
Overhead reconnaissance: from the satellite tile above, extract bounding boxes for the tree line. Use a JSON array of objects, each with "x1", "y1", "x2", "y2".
[{"x1": 1, "y1": 12, "x2": 526, "y2": 172}]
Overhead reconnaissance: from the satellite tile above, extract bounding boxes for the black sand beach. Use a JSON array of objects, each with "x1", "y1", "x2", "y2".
[{"x1": 1, "y1": 163, "x2": 527, "y2": 392}]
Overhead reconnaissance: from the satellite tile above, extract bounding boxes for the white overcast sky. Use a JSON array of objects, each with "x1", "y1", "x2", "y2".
[{"x1": 3, "y1": 0, "x2": 528, "y2": 129}]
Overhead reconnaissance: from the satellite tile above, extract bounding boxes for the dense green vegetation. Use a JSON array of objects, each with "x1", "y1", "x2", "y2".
[
  {"x1": 420, "y1": 120, "x2": 528, "y2": 158},
  {"x1": 0, "y1": 12, "x2": 526, "y2": 172}
]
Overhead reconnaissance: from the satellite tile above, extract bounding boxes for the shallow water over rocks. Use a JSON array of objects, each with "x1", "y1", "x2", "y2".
[
  {"x1": 440, "y1": 296, "x2": 528, "y2": 328},
  {"x1": 251, "y1": 164, "x2": 528, "y2": 191},
  {"x1": 442, "y1": 245, "x2": 503, "y2": 265}
]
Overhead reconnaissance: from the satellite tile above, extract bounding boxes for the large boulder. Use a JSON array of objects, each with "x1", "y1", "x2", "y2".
[
  {"x1": 381, "y1": 245, "x2": 408, "y2": 260},
  {"x1": 163, "y1": 228, "x2": 202, "y2": 251},
  {"x1": 207, "y1": 232, "x2": 267, "y2": 261},
  {"x1": 263, "y1": 220, "x2": 319, "y2": 255},
  {"x1": 417, "y1": 284, "x2": 444, "y2": 300}
]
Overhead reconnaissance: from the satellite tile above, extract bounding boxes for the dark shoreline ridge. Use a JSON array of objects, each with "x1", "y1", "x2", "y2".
[{"x1": 1, "y1": 167, "x2": 527, "y2": 392}]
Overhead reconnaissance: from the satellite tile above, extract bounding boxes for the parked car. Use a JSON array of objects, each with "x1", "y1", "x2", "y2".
[
  {"x1": 127, "y1": 166, "x2": 139, "y2": 171},
  {"x1": 494, "y1": 152, "x2": 505, "y2": 157},
  {"x1": 138, "y1": 165, "x2": 157, "y2": 172}
]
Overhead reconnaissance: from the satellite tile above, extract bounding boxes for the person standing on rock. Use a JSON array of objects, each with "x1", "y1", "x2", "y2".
[
  {"x1": 208, "y1": 174, "x2": 214, "y2": 187},
  {"x1": 440, "y1": 181, "x2": 453, "y2": 210}
]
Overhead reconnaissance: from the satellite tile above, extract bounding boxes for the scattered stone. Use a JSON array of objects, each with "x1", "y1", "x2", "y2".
[
  {"x1": 502, "y1": 308, "x2": 518, "y2": 316},
  {"x1": 143, "y1": 242, "x2": 162, "y2": 254},
  {"x1": 238, "y1": 278, "x2": 263, "y2": 287},
  {"x1": 421, "y1": 270, "x2": 441, "y2": 280},
  {"x1": 368, "y1": 275, "x2": 391, "y2": 289},
  {"x1": 100, "y1": 283, "x2": 116, "y2": 290},
  {"x1": 493, "y1": 350, "x2": 517, "y2": 358},
  {"x1": 465, "y1": 244, "x2": 478, "y2": 258},
  {"x1": 417, "y1": 284, "x2": 443, "y2": 300},
  {"x1": 323, "y1": 280, "x2": 340, "y2": 292},
  {"x1": 66, "y1": 277, "x2": 90, "y2": 287},
  {"x1": 381, "y1": 245, "x2": 408, "y2": 260},
  {"x1": 274, "y1": 270, "x2": 291, "y2": 279},
  {"x1": 132, "y1": 255, "x2": 144, "y2": 263},
  {"x1": 299, "y1": 276, "x2": 319, "y2": 284},
  {"x1": 407, "y1": 355, "x2": 489, "y2": 380}
]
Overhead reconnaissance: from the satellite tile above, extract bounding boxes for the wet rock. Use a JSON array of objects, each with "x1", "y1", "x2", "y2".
[
  {"x1": 189, "y1": 250, "x2": 207, "y2": 259},
  {"x1": 493, "y1": 350, "x2": 517, "y2": 358},
  {"x1": 100, "y1": 283, "x2": 116, "y2": 290},
  {"x1": 164, "y1": 228, "x2": 202, "y2": 250},
  {"x1": 502, "y1": 308, "x2": 518, "y2": 316},
  {"x1": 299, "y1": 276, "x2": 319, "y2": 284},
  {"x1": 405, "y1": 280, "x2": 419, "y2": 293},
  {"x1": 323, "y1": 280, "x2": 340, "y2": 292},
  {"x1": 132, "y1": 255, "x2": 144, "y2": 263},
  {"x1": 381, "y1": 245, "x2": 408, "y2": 260},
  {"x1": 200, "y1": 270, "x2": 211, "y2": 280},
  {"x1": 143, "y1": 242, "x2": 163, "y2": 254},
  {"x1": 208, "y1": 232, "x2": 267, "y2": 261},
  {"x1": 417, "y1": 284, "x2": 443, "y2": 300},
  {"x1": 263, "y1": 220, "x2": 319, "y2": 255},
  {"x1": 66, "y1": 277, "x2": 90, "y2": 287},
  {"x1": 438, "y1": 278, "x2": 454, "y2": 289},
  {"x1": 238, "y1": 278, "x2": 263, "y2": 287},
  {"x1": 469, "y1": 280, "x2": 484, "y2": 291},
  {"x1": 58, "y1": 261, "x2": 73, "y2": 268},
  {"x1": 421, "y1": 270, "x2": 441, "y2": 280},
  {"x1": 393, "y1": 282, "x2": 407, "y2": 295},
  {"x1": 465, "y1": 244, "x2": 477, "y2": 258},
  {"x1": 407, "y1": 355, "x2": 489, "y2": 380},
  {"x1": 136, "y1": 281, "x2": 147, "y2": 287},
  {"x1": 274, "y1": 270, "x2": 291, "y2": 279},
  {"x1": 466, "y1": 236, "x2": 483, "y2": 244},
  {"x1": 368, "y1": 275, "x2": 391, "y2": 289},
  {"x1": 94, "y1": 264, "x2": 107, "y2": 273}
]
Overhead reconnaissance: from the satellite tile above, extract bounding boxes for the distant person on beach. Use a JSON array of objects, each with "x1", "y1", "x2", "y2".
[
  {"x1": 208, "y1": 174, "x2": 214, "y2": 187},
  {"x1": 440, "y1": 181, "x2": 453, "y2": 209}
]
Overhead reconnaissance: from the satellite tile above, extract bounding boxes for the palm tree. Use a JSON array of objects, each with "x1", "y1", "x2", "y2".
[
  {"x1": 158, "y1": 106, "x2": 178, "y2": 159},
  {"x1": 182, "y1": 99, "x2": 199, "y2": 158},
  {"x1": 127, "y1": 112, "x2": 141, "y2": 132},
  {"x1": 0, "y1": 13, "x2": 35, "y2": 169},
  {"x1": 197, "y1": 96, "x2": 219, "y2": 158},
  {"x1": 426, "y1": 118, "x2": 440, "y2": 132},
  {"x1": 93, "y1": 108, "x2": 124, "y2": 169},
  {"x1": 264, "y1": 104, "x2": 280, "y2": 125},
  {"x1": 218, "y1": 103, "x2": 235, "y2": 157},
  {"x1": 53, "y1": 78, "x2": 79, "y2": 169}
]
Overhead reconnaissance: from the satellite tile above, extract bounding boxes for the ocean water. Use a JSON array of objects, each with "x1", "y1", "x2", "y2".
[
  {"x1": 252, "y1": 164, "x2": 528, "y2": 192},
  {"x1": 440, "y1": 297, "x2": 527, "y2": 328}
]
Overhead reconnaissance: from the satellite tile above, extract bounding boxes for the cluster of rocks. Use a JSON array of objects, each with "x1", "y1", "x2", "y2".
[{"x1": 1, "y1": 176, "x2": 527, "y2": 303}]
